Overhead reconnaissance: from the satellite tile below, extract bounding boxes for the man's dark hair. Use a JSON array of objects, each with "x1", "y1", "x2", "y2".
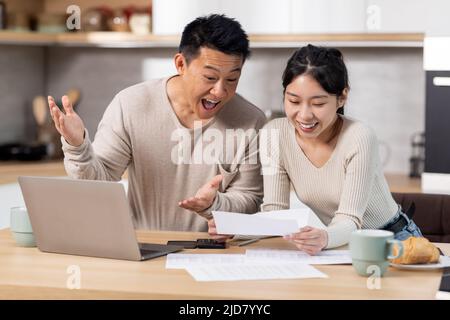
[{"x1": 179, "y1": 14, "x2": 250, "y2": 64}]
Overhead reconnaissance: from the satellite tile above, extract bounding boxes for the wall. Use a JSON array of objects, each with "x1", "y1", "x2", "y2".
[
  {"x1": 43, "y1": 46, "x2": 424, "y2": 174},
  {"x1": 43, "y1": 0, "x2": 151, "y2": 13},
  {"x1": 3, "y1": 0, "x2": 44, "y2": 14},
  {"x1": 3, "y1": 0, "x2": 150, "y2": 13},
  {"x1": 0, "y1": 45, "x2": 45, "y2": 144},
  {"x1": 45, "y1": 47, "x2": 173, "y2": 137}
]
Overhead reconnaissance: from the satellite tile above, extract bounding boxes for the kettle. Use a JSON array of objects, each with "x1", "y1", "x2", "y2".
[{"x1": 409, "y1": 132, "x2": 425, "y2": 178}]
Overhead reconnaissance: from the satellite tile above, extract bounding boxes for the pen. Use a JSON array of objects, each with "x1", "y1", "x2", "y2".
[{"x1": 238, "y1": 238, "x2": 260, "y2": 247}]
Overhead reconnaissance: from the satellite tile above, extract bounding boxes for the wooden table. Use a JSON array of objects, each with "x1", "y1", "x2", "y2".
[{"x1": 0, "y1": 229, "x2": 447, "y2": 299}]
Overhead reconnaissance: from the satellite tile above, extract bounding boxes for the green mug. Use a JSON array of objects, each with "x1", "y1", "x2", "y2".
[
  {"x1": 350, "y1": 229, "x2": 403, "y2": 277},
  {"x1": 10, "y1": 206, "x2": 36, "y2": 247}
]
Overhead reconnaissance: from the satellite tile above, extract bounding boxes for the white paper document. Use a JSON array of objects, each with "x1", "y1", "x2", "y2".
[
  {"x1": 245, "y1": 249, "x2": 352, "y2": 265},
  {"x1": 185, "y1": 262, "x2": 328, "y2": 282},
  {"x1": 166, "y1": 253, "x2": 246, "y2": 269},
  {"x1": 212, "y1": 209, "x2": 326, "y2": 236}
]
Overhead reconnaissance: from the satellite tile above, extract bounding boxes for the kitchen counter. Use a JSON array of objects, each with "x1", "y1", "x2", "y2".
[
  {"x1": 0, "y1": 160, "x2": 66, "y2": 185},
  {"x1": 0, "y1": 161, "x2": 422, "y2": 193},
  {"x1": 384, "y1": 173, "x2": 421, "y2": 193}
]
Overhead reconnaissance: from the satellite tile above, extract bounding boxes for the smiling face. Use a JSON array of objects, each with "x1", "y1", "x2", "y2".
[
  {"x1": 175, "y1": 47, "x2": 243, "y2": 120},
  {"x1": 284, "y1": 74, "x2": 347, "y2": 141}
]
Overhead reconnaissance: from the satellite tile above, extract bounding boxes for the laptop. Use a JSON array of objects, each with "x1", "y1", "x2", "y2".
[{"x1": 18, "y1": 176, "x2": 183, "y2": 261}]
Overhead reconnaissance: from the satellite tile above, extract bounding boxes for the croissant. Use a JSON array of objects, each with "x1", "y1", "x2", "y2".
[{"x1": 391, "y1": 237, "x2": 440, "y2": 265}]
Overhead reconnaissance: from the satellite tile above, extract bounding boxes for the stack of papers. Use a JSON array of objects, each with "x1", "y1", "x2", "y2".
[
  {"x1": 166, "y1": 249, "x2": 351, "y2": 282},
  {"x1": 186, "y1": 263, "x2": 327, "y2": 282},
  {"x1": 167, "y1": 209, "x2": 346, "y2": 282},
  {"x1": 212, "y1": 208, "x2": 326, "y2": 236},
  {"x1": 165, "y1": 254, "x2": 246, "y2": 269},
  {"x1": 245, "y1": 249, "x2": 352, "y2": 265}
]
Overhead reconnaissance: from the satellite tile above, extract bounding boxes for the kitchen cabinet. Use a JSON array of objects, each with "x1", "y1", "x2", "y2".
[
  {"x1": 366, "y1": 0, "x2": 425, "y2": 33},
  {"x1": 152, "y1": 0, "x2": 291, "y2": 35},
  {"x1": 4, "y1": 0, "x2": 450, "y2": 37},
  {"x1": 291, "y1": 0, "x2": 366, "y2": 33},
  {"x1": 220, "y1": 0, "x2": 291, "y2": 34},
  {"x1": 366, "y1": 0, "x2": 450, "y2": 35},
  {"x1": 424, "y1": 69, "x2": 450, "y2": 174},
  {"x1": 152, "y1": 0, "x2": 220, "y2": 35},
  {"x1": 422, "y1": 37, "x2": 450, "y2": 194}
]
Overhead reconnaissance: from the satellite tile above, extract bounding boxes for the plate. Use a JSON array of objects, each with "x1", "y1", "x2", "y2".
[{"x1": 390, "y1": 255, "x2": 450, "y2": 270}]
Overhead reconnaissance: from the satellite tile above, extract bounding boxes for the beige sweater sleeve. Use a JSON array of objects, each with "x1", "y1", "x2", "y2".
[
  {"x1": 325, "y1": 126, "x2": 379, "y2": 248},
  {"x1": 61, "y1": 94, "x2": 131, "y2": 181},
  {"x1": 259, "y1": 121, "x2": 291, "y2": 211}
]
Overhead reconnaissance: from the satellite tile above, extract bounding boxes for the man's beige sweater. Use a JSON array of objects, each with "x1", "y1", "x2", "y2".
[{"x1": 61, "y1": 77, "x2": 266, "y2": 231}]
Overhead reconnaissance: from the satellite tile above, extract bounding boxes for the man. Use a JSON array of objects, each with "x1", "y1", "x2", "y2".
[{"x1": 47, "y1": 14, "x2": 266, "y2": 232}]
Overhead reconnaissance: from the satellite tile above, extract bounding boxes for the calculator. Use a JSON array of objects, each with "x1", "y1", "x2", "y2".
[{"x1": 196, "y1": 238, "x2": 226, "y2": 249}]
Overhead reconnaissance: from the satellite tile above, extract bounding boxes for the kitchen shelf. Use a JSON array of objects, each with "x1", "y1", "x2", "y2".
[
  {"x1": 0, "y1": 31, "x2": 56, "y2": 45},
  {"x1": 249, "y1": 33, "x2": 424, "y2": 48},
  {"x1": 0, "y1": 31, "x2": 425, "y2": 48}
]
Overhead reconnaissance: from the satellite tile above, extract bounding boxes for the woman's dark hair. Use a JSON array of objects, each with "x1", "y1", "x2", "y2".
[
  {"x1": 282, "y1": 44, "x2": 349, "y2": 115},
  {"x1": 179, "y1": 14, "x2": 250, "y2": 64}
]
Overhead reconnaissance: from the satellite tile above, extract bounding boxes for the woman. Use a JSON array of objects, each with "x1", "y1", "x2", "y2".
[{"x1": 209, "y1": 44, "x2": 423, "y2": 255}]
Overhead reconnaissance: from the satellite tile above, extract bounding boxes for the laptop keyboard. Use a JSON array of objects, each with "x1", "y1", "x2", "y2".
[
  {"x1": 140, "y1": 248, "x2": 160, "y2": 255},
  {"x1": 138, "y1": 242, "x2": 182, "y2": 260},
  {"x1": 139, "y1": 243, "x2": 160, "y2": 253}
]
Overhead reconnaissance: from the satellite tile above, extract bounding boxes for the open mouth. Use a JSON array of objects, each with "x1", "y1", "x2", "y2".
[
  {"x1": 297, "y1": 121, "x2": 319, "y2": 131},
  {"x1": 201, "y1": 99, "x2": 220, "y2": 111}
]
